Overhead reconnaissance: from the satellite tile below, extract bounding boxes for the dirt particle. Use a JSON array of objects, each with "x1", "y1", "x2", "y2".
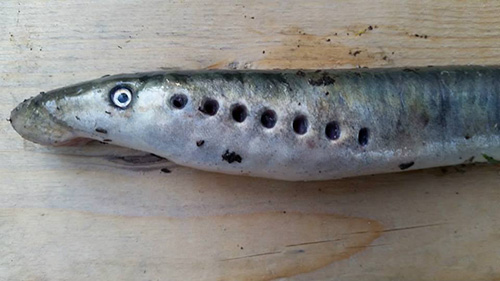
[
  {"x1": 296, "y1": 70, "x2": 306, "y2": 77},
  {"x1": 414, "y1": 34, "x2": 428, "y2": 39},
  {"x1": 95, "y1": 127, "x2": 108, "y2": 134},
  {"x1": 308, "y1": 73, "x2": 335, "y2": 86},
  {"x1": 262, "y1": 50, "x2": 265, "y2": 54},
  {"x1": 222, "y1": 150, "x2": 242, "y2": 163},
  {"x1": 75, "y1": 116, "x2": 80, "y2": 120},
  {"x1": 161, "y1": 168, "x2": 171, "y2": 173},
  {"x1": 349, "y1": 50, "x2": 361, "y2": 57},
  {"x1": 325, "y1": 92, "x2": 329, "y2": 96},
  {"x1": 105, "y1": 111, "x2": 111, "y2": 115},
  {"x1": 399, "y1": 161, "x2": 415, "y2": 170},
  {"x1": 103, "y1": 139, "x2": 112, "y2": 142},
  {"x1": 464, "y1": 134, "x2": 471, "y2": 140},
  {"x1": 196, "y1": 140, "x2": 205, "y2": 147},
  {"x1": 326, "y1": 38, "x2": 331, "y2": 42}
]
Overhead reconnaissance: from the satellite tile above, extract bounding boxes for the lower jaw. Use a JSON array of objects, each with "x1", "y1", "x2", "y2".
[{"x1": 53, "y1": 137, "x2": 94, "y2": 147}]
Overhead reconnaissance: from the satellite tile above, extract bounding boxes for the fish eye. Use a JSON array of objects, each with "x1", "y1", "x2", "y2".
[{"x1": 110, "y1": 86, "x2": 133, "y2": 108}]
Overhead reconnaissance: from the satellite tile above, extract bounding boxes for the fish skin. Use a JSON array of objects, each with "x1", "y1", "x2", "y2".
[{"x1": 10, "y1": 66, "x2": 500, "y2": 181}]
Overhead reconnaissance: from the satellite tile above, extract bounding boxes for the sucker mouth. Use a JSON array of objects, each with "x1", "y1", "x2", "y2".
[{"x1": 10, "y1": 95, "x2": 80, "y2": 146}]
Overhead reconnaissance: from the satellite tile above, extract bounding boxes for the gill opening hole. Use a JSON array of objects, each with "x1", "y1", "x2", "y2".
[
  {"x1": 231, "y1": 104, "x2": 248, "y2": 123},
  {"x1": 199, "y1": 98, "x2": 219, "y2": 116},
  {"x1": 358, "y1": 127, "x2": 370, "y2": 146},
  {"x1": 292, "y1": 115, "x2": 308, "y2": 135},
  {"x1": 325, "y1": 121, "x2": 341, "y2": 140},
  {"x1": 261, "y1": 109, "x2": 277, "y2": 129},
  {"x1": 170, "y1": 94, "x2": 188, "y2": 109}
]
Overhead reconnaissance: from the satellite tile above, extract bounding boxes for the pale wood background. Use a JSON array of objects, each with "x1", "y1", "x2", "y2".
[{"x1": 1, "y1": 1, "x2": 500, "y2": 280}]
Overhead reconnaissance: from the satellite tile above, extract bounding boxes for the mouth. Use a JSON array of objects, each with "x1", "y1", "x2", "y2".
[{"x1": 10, "y1": 95, "x2": 82, "y2": 146}]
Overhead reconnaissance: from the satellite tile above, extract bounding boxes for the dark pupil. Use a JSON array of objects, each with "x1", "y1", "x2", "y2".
[{"x1": 117, "y1": 93, "x2": 129, "y2": 103}]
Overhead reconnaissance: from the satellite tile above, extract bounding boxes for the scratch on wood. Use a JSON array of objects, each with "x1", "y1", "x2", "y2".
[
  {"x1": 381, "y1": 222, "x2": 446, "y2": 233},
  {"x1": 285, "y1": 237, "x2": 343, "y2": 247},
  {"x1": 220, "y1": 250, "x2": 282, "y2": 261}
]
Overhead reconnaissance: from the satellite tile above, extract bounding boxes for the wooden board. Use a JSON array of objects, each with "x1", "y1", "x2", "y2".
[{"x1": 1, "y1": 1, "x2": 500, "y2": 280}]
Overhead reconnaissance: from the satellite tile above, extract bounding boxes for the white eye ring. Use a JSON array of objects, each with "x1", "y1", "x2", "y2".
[{"x1": 110, "y1": 87, "x2": 133, "y2": 108}]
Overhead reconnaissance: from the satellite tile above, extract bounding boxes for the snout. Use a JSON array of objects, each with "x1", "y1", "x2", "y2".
[{"x1": 10, "y1": 95, "x2": 78, "y2": 146}]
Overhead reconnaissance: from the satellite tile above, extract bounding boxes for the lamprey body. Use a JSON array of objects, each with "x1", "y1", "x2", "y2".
[{"x1": 10, "y1": 66, "x2": 500, "y2": 181}]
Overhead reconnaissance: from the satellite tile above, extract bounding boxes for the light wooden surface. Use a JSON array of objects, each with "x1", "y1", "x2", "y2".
[{"x1": 1, "y1": 1, "x2": 500, "y2": 280}]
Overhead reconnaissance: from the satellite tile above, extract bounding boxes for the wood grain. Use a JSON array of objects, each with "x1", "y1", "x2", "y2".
[{"x1": 1, "y1": 0, "x2": 500, "y2": 280}]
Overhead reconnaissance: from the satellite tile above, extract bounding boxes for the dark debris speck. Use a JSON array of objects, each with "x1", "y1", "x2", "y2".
[
  {"x1": 95, "y1": 127, "x2": 108, "y2": 134},
  {"x1": 161, "y1": 168, "x2": 171, "y2": 173},
  {"x1": 399, "y1": 161, "x2": 415, "y2": 170},
  {"x1": 222, "y1": 150, "x2": 242, "y2": 163},
  {"x1": 308, "y1": 73, "x2": 335, "y2": 86},
  {"x1": 349, "y1": 50, "x2": 361, "y2": 57}
]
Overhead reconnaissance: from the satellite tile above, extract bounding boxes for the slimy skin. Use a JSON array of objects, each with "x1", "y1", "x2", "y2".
[{"x1": 10, "y1": 66, "x2": 500, "y2": 181}]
